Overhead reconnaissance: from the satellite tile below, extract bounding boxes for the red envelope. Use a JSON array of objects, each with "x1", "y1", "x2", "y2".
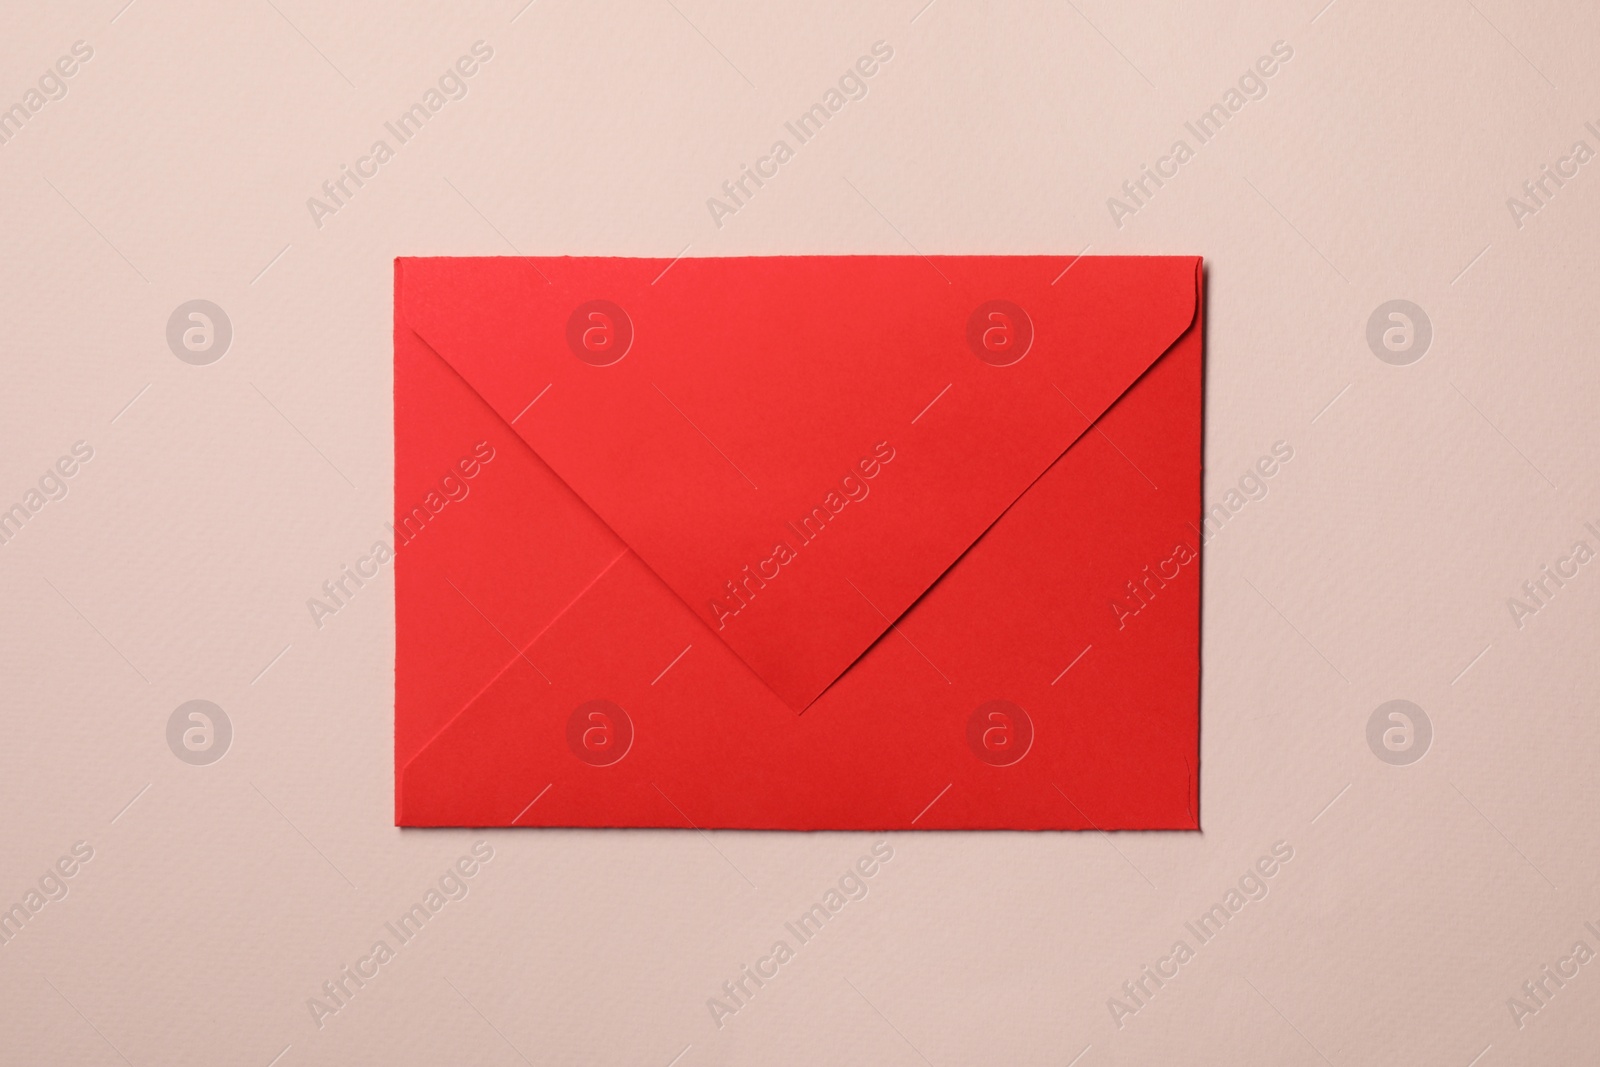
[{"x1": 394, "y1": 255, "x2": 1203, "y2": 830}]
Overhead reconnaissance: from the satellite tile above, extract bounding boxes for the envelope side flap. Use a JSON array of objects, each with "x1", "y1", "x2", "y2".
[
  {"x1": 397, "y1": 255, "x2": 1197, "y2": 709},
  {"x1": 393, "y1": 292, "x2": 632, "y2": 777}
]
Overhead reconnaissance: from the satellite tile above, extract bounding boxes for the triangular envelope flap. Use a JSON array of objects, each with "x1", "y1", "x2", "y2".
[{"x1": 398, "y1": 255, "x2": 1198, "y2": 710}]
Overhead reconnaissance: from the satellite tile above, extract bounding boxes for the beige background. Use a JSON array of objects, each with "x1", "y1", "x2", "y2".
[{"x1": 2, "y1": 0, "x2": 1597, "y2": 1063}]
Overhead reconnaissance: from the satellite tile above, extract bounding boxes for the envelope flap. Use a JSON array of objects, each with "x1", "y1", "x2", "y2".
[{"x1": 397, "y1": 255, "x2": 1198, "y2": 709}]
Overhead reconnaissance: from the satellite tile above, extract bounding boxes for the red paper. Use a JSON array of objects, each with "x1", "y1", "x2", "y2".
[{"x1": 395, "y1": 256, "x2": 1203, "y2": 830}]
